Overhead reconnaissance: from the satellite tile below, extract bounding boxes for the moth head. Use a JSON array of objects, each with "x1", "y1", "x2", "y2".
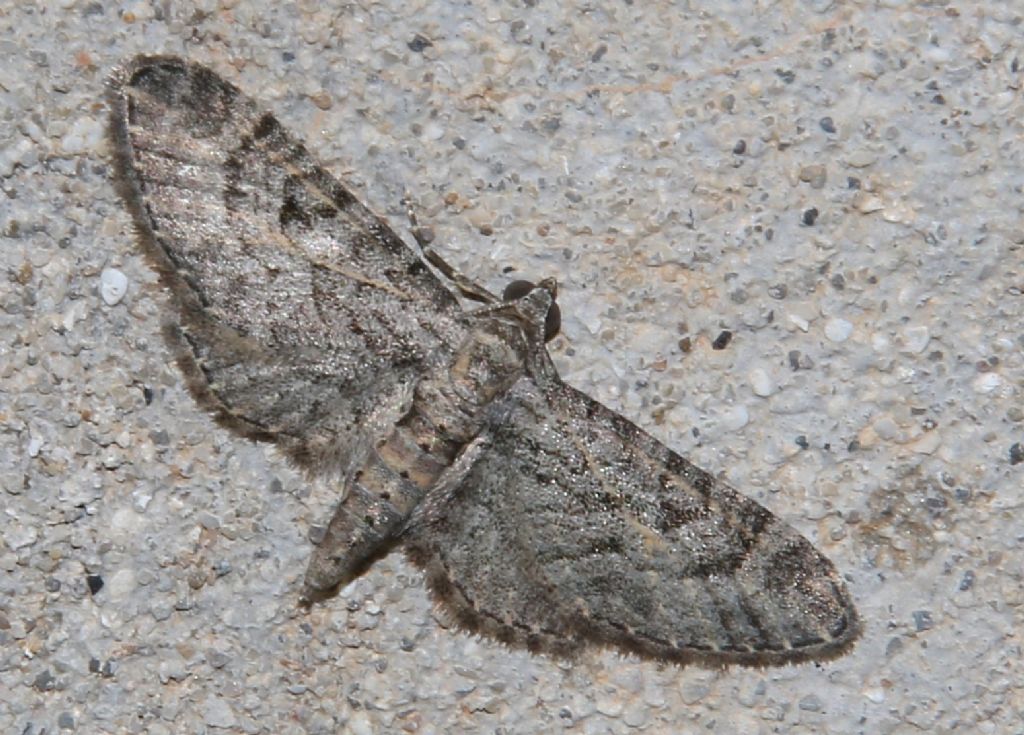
[{"x1": 502, "y1": 278, "x2": 561, "y2": 343}]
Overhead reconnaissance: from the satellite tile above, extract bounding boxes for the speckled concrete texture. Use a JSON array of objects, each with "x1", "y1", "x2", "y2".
[{"x1": 2, "y1": 2, "x2": 1022, "y2": 733}]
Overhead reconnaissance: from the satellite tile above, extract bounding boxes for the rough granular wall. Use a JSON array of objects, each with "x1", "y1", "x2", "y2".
[{"x1": 2, "y1": 2, "x2": 1022, "y2": 733}]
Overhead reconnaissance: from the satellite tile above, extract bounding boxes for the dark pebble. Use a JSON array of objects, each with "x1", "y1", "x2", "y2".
[
  {"x1": 407, "y1": 34, "x2": 432, "y2": 53},
  {"x1": 711, "y1": 330, "x2": 733, "y2": 350},
  {"x1": 34, "y1": 669, "x2": 55, "y2": 691},
  {"x1": 959, "y1": 570, "x2": 975, "y2": 591},
  {"x1": 912, "y1": 610, "x2": 933, "y2": 631}
]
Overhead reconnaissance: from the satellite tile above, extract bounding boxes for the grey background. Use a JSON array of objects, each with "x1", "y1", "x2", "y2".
[{"x1": 2, "y1": 1, "x2": 1022, "y2": 733}]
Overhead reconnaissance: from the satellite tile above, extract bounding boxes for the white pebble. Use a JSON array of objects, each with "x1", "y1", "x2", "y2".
[
  {"x1": 853, "y1": 192, "x2": 885, "y2": 213},
  {"x1": 576, "y1": 300, "x2": 604, "y2": 335},
  {"x1": 863, "y1": 686, "x2": 886, "y2": 704},
  {"x1": 873, "y1": 415, "x2": 899, "y2": 440},
  {"x1": 27, "y1": 435, "x2": 43, "y2": 457},
  {"x1": 100, "y1": 268, "x2": 128, "y2": 306},
  {"x1": 595, "y1": 692, "x2": 624, "y2": 717},
  {"x1": 60, "y1": 114, "x2": 104, "y2": 156},
  {"x1": 973, "y1": 373, "x2": 1003, "y2": 394},
  {"x1": 846, "y1": 148, "x2": 877, "y2": 168},
  {"x1": 62, "y1": 301, "x2": 86, "y2": 330},
  {"x1": 902, "y1": 325, "x2": 930, "y2": 353},
  {"x1": 623, "y1": 704, "x2": 649, "y2": 727},
  {"x1": 721, "y1": 405, "x2": 750, "y2": 432},
  {"x1": 748, "y1": 368, "x2": 775, "y2": 397},
  {"x1": 911, "y1": 431, "x2": 941, "y2": 455},
  {"x1": 0, "y1": 138, "x2": 37, "y2": 177},
  {"x1": 203, "y1": 697, "x2": 237, "y2": 729},
  {"x1": 993, "y1": 91, "x2": 1016, "y2": 110},
  {"x1": 107, "y1": 568, "x2": 137, "y2": 602},
  {"x1": 131, "y1": 487, "x2": 153, "y2": 512},
  {"x1": 4, "y1": 522, "x2": 38, "y2": 550},
  {"x1": 423, "y1": 122, "x2": 445, "y2": 141},
  {"x1": 110, "y1": 507, "x2": 142, "y2": 537},
  {"x1": 824, "y1": 318, "x2": 854, "y2": 342},
  {"x1": 788, "y1": 313, "x2": 810, "y2": 332},
  {"x1": 346, "y1": 712, "x2": 374, "y2": 735}
]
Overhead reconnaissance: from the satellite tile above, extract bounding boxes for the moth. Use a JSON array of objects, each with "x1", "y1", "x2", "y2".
[{"x1": 108, "y1": 55, "x2": 859, "y2": 667}]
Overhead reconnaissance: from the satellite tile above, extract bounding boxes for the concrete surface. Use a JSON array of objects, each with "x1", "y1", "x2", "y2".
[{"x1": 2, "y1": 1, "x2": 1022, "y2": 733}]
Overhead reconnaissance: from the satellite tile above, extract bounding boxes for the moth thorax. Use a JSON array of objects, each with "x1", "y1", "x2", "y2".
[{"x1": 450, "y1": 320, "x2": 529, "y2": 404}]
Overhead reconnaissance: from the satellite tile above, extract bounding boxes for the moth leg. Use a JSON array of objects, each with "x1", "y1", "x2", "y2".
[
  {"x1": 402, "y1": 193, "x2": 436, "y2": 250},
  {"x1": 402, "y1": 194, "x2": 499, "y2": 305},
  {"x1": 400, "y1": 435, "x2": 492, "y2": 534}
]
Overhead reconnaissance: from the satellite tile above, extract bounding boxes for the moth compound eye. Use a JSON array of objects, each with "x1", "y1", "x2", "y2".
[
  {"x1": 542, "y1": 301, "x2": 561, "y2": 342},
  {"x1": 501, "y1": 280, "x2": 535, "y2": 302}
]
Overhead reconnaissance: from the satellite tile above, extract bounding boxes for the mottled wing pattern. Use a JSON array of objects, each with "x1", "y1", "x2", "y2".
[
  {"x1": 108, "y1": 56, "x2": 465, "y2": 469},
  {"x1": 406, "y1": 368, "x2": 860, "y2": 667}
]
